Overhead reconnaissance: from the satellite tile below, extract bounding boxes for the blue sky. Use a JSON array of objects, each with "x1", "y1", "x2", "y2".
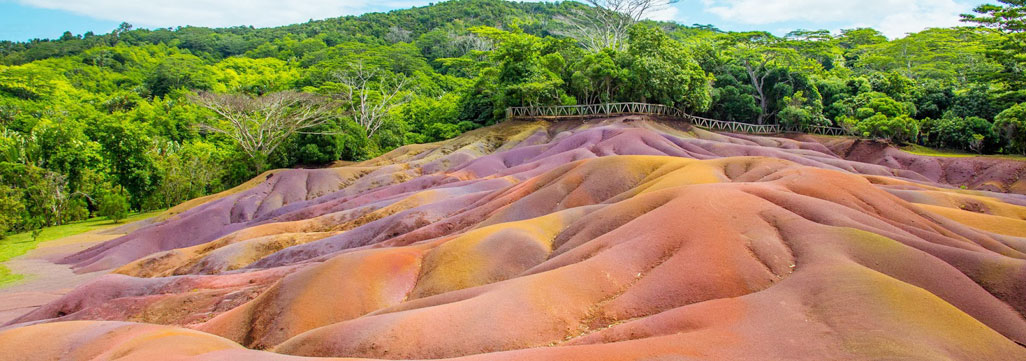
[{"x1": 0, "y1": 0, "x2": 987, "y2": 42}]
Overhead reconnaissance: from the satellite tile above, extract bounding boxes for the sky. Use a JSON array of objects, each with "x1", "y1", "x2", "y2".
[{"x1": 0, "y1": 0, "x2": 988, "y2": 42}]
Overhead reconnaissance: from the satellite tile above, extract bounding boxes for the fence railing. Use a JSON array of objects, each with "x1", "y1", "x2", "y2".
[
  {"x1": 505, "y1": 102, "x2": 851, "y2": 136},
  {"x1": 506, "y1": 102, "x2": 686, "y2": 119}
]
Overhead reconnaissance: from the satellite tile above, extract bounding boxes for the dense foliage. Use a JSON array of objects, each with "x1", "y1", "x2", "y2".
[
  {"x1": 97, "y1": 192, "x2": 129, "y2": 224},
  {"x1": 0, "y1": 0, "x2": 1025, "y2": 236}
]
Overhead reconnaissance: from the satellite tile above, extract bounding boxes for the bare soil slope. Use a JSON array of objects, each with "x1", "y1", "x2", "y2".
[{"x1": 2, "y1": 117, "x2": 1025, "y2": 360}]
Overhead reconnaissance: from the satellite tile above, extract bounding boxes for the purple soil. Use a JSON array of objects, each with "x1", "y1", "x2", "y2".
[{"x1": 1, "y1": 117, "x2": 1023, "y2": 361}]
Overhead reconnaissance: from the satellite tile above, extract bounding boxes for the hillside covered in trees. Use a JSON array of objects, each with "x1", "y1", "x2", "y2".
[{"x1": 1, "y1": 0, "x2": 1025, "y2": 236}]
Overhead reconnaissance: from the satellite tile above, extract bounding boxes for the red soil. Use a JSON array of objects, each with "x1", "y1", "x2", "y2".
[{"x1": 1, "y1": 118, "x2": 1024, "y2": 360}]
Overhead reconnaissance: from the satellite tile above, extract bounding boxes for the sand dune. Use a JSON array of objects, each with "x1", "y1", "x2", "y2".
[{"x1": 2, "y1": 118, "x2": 1024, "y2": 360}]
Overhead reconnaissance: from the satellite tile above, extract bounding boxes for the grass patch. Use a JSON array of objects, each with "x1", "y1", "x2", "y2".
[
  {"x1": 0, "y1": 210, "x2": 163, "y2": 287},
  {"x1": 902, "y1": 145, "x2": 1026, "y2": 160}
]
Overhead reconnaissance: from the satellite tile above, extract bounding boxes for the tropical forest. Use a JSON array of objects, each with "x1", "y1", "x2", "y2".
[{"x1": 1, "y1": 1, "x2": 1025, "y2": 360}]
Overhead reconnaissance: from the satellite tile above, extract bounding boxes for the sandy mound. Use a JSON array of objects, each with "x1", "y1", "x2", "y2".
[{"x1": 2, "y1": 118, "x2": 1024, "y2": 360}]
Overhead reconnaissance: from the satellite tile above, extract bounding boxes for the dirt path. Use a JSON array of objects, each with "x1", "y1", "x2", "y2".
[{"x1": 0, "y1": 221, "x2": 150, "y2": 325}]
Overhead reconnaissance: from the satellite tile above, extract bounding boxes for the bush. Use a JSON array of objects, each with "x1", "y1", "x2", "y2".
[
  {"x1": 64, "y1": 198, "x2": 90, "y2": 224},
  {"x1": 995, "y1": 103, "x2": 1026, "y2": 154},
  {"x1": 835, "y1": 92, "x2": 920, "y2": 144},
  {"x1": 921, "y1": 115, "x2": 998, "y2": 153},
  {"x1": 0, "y1": 185, "x2": 24, "y2": 238},
  {"x1": 843, "y1": 113, "x2": 920, "y2": 144},
  {"x1": 777, "y1": 91, "x2": 828, "y2": 129},
  {"x1": 97, "y1": 193, "x2": 130, "y2": 224}
]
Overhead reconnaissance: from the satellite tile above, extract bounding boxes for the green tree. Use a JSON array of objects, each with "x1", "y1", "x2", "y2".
[
  {"x1": 97, "y1": 192, "x2": 129, "y2": 224},
  {"x1": 620, "y1": 24, "x2": 712, "y2": 112},
  {"x1": 31, "y1": 118, "x2": 102, "y2": 191},
  {"x1": 394, "y1": 92, "x2": 468, "y2": 143},
  {"x1": 995, "y1": 102, "x2": 1026, "y2": 154},
  {"x1": 778, "y1": 90, "x2": 828, "y2": 129},
  {"x1": 144, "y1": 54, "x2": 213, "y2": 98},
  {"x1": 471, "y1": 25, "x2": 570, "y2": 117},
  {"x1": 784, "y1": 29, "x2": 840, "y2": 70},
  {"x1": 835, "y1": 28, "x2": 888, "y2": 65},
  {"x1": 210, "y1": 57, "x2": 299, "y2": 94},
  {"x1": 855, "y1": 28, "x2": 998, "y2": 85},
  {"x1": 837, "y1": 92, "x2": 920, "y2": 143},
  {"x1": 0, "y1": 185, "x2": 23, "y2": 237},
  {"x1": 570, "y1": 49, "x2": 626, "y2": 104},
  {"x1": 0, "y1": 163, "x2": 73, "y2": 228},
  {"x1": 91, "y1": 118, "x2": 158, "y2": 208},
  {"x1": 145, "y1": 140, "x2": 227, "y2": 209},
  {"x1": 722, "y1": 31, "x2": 812, "y2": 124},
  {"x1": 962, "y1": 0, "x2": 1026, "y2": 103},
  {"x1": 922, "y1": 115, "x2": 998, "y2": 152},
  {"x1": 837, "y1": 28, "x2": 888, "y2": 50}
]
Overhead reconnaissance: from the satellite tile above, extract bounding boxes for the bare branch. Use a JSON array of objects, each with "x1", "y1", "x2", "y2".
[
  {"x1": 334, "y1": 62, "x2": 412, "y2": 139},
  {"x1": 556, "y1": 0, "x2": 679, "y2": 52},
  {"x1": 190, "y1": 90, "x2": 338, "y2": 169}
]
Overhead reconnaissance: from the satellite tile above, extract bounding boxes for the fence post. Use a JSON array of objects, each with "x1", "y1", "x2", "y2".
[{"x1": 502, "y1": 103, "x2": 858, "y2": 138}]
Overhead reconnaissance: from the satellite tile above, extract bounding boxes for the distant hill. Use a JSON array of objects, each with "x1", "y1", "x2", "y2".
[{"x1": 0, "y1": 0, "x2": 572, "y2": 65}]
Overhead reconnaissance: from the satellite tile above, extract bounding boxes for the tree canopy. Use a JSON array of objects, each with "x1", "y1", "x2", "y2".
[{"x1": 1, "y1": 0, "x2": 1025, "y2": 236}]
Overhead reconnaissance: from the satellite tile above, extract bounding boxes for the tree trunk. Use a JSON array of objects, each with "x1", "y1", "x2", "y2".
[
  {"x1": 757, "y1": 96, "x2": 769, "y2": 125},
  {"x1": 746, "y1": 64, "x2": 769, "y2": 125}
]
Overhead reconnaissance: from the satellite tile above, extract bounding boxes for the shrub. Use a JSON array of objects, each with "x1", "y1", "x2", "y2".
[
  {"x1": 843, "y1": 113, "x2": 919, "y2": 144},
  {"x1": 922, "y1": 115, "x2": 998, "y2": 153},
  {"x1": 97, "y1": 193, "x2": 130, "y2": 224},
  {"x1": 0, "y1": 185, "x2": 23, "y2": 238},
  {"x1": 995, "y1": 103, "x2": 1026, "y2": 154}
]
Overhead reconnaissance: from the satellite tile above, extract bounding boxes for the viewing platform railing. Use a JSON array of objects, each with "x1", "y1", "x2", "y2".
[{"x1": 505, "y1": 102, "x2": 851, "y2": 136}]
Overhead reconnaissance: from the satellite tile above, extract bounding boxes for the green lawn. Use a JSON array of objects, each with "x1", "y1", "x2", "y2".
[
  {"x1": 0, "y1": 210, "x2": 163, "y2": 286},
  {"x1": 902, "y1": 144, "x2": 1026, "y2": 160}
]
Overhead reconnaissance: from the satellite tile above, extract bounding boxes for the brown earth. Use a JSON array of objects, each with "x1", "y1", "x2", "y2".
[{"x1": 1, "y1": 117, "x2": 1024, "y2": 360}]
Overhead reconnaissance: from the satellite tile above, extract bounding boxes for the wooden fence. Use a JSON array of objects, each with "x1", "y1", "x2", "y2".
[
  {"x1": 505, "y1": 103, "x2": 851, "y2": 136},
  {"x1": 506, "y1": 102, "x2": 687, "y2": 119}
]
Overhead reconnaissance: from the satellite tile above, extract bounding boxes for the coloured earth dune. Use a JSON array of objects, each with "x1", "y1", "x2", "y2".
[{"x1": 1, "y1": 117, "x2": 1025, "y2": 360}]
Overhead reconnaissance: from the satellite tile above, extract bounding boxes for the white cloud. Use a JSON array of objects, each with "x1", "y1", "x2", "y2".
[
  {"x1": 14, "y1": 0, "x2": 426, "y2": 28},
  {"x1": 699, "y1": 0, "x2": 972, "y2": 38},
  {"x1": 645, "y1": 4, "x2": 680, "y2": 22},
  {"x1": 13, "y1": 0, "x2": 975, "y2": 38}
]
